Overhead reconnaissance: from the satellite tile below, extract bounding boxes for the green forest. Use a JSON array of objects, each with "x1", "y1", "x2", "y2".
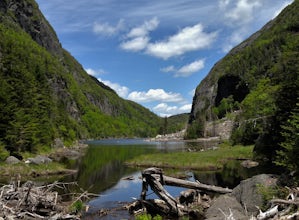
[
  {"x1": 187, "y1": 0, "x2": 299, "y2": 177},
  {"x1": 0, "y1": 1, "x2": 166, "y2": 155}
]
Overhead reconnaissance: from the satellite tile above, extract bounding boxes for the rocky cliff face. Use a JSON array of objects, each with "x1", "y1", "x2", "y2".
[
  {"x1": 187, "y1": 0, "x2": 299, "y2": 143},
  {"x1": 189, "y1": 19, "x2": 275, "y2": 124},
  {"x1": 0, "y1": 0, "x2": 62, "y2": 56}
]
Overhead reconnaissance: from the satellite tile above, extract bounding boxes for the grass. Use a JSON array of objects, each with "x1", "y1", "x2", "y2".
[
  {"x1": 0, "y1": 161, "x2": 74, "y2": 179},
  {"x1": 126, "y1": 144, "x2": 254, "y2": 171}
]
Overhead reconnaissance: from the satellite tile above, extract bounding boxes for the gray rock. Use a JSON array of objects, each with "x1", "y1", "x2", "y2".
[
  {"x1": 231, "y1": 174, "x2": 277, "y2": 216},
  {"x1": 64, "y1": 150, "x2": 80, "y2": 160},
  {"x1": 205, "y1": 194, "x2": 247, "y2": 220},
  {"x1": 53, "y1": 138, "x2": 64, "y2": 148},
  {"x1": 5, "y1": 156, "x2": 20, "y2": 164},
  {"x1": 49, "y1": 149, "x2": 81, "y2": 162},
  {"x1": 27, "y1": 155, "x2": 52, "y2": 165}
]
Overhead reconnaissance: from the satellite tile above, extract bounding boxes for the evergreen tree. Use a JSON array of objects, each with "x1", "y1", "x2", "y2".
[{"x1": 276, "y1": 103, "x2": 299, "y2": 176}]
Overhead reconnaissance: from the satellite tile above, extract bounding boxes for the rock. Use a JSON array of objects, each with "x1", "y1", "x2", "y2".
[
  {"x1": 231, "y1": 174, "x2": 277, "y2": 216},
  {"x1": 53, "y1": 138, "x2": 64, "y2": 148},
  {"x1": 5, "y1": 156, "x2": 20, "y2": 164},
  {"x1": 49, "y1": 149, "x2": 81, "y2": 162},
  {"x1": 205, "y1": 194, "x2": 247, "y2": 220},
  {"x1": 63, "y1": 150, "x2": 80, "y2": 160},
  {"x1": 27, "y1": 155, "x2": 52, "y2": 165}
]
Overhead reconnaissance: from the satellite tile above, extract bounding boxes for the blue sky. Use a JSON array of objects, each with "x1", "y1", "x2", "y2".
[{"x1": 35, "y1": 0, "x2": 293, "y2": 117}]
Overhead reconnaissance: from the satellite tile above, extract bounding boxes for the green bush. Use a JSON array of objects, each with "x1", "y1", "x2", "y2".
[{"x1": 0, "y1": 142, "x2": 9, "y2": 161}]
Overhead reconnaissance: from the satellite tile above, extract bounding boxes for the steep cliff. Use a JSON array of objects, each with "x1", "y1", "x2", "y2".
[
  {"x1": 187, "y1": 0, "x2": 299, "y2": 160},
  {"x1": 0, "y1": 0, "x2": 162, "y2": 153}
]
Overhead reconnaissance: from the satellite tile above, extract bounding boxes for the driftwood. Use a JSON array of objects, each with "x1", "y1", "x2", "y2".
[
  {"x1": 128, "y1": 168, "x2": 299, "y2": 219},
  {"x1": 0, "y1": 180, "x2": 94, "y2": 219},
  {"x1": 154, "y1": 174, "x2": 232, "y2": 194},
  {"x1": 128, "y1": 167, "x2": 232, "y2": 218},
  {"x1": 257, "y1": 205, "x2": 279, "y2": 220},
  {"x1": 254, "y1": 188, "x2": 299, "y2": 220}
]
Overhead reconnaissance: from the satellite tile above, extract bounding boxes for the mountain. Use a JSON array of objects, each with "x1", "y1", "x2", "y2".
[
  {"x1": 187, "y1": 1, "x2": 299, "y2": 160},
  {"x1": 0, "y1": 0, "x2": 162, "y2": 153}
]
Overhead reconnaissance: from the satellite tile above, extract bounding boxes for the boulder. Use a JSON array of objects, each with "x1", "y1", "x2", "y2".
[
  {"x1": 205, "y1": 194, "x2": 247, "y2": 220},
  {"x1": 53, "y1": 138, "x2": 64, "y2": 148},
  {"x1": 5, "y1": 156, "x2": 20, "y2": 164},
  {"x1": 27, "y1": 155, "x2": 52, "y2": 165},
  {"x1": 49, "y1": 149, "x2": 80, "y2": 162},
  {"x1": 231, "y1": 174, "x2": 278, "y2": 216}
]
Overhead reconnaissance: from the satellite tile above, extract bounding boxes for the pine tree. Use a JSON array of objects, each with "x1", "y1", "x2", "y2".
[{"x1": 276, "y1": 103, "x2": 299, "y2": 175}]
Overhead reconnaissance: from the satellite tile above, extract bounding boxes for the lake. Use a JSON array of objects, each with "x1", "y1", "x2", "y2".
[{"x1": 63, "y1": 139, "x2": 261, "y2": 219}]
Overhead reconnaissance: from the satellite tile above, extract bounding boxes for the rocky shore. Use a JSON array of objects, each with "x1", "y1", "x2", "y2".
[
  {"x1": 0, "y1": 140, "x2": 87, "y2": 178},
  {"x1": 128, "y1": 169, "x2": 299, "y2": 220}
]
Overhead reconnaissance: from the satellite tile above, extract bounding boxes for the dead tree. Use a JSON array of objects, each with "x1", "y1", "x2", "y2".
[{"x1": 135, "y1": 167, "x2": 233, "y2": 217}]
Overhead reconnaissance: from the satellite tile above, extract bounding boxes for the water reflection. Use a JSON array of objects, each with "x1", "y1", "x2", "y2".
[
  {"x1": 193, "y1": 160, "x2": 261, "y2": 189},
  {"x1": 66, "y1": 139, "x2": 262, "y2": 219}
]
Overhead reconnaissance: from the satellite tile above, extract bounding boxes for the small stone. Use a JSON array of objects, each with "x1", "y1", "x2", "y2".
[{"x1": 5, "y1": 156, "x2": 20, "y2": 164}]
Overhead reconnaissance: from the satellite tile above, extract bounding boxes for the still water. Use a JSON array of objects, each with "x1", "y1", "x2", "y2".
[{"x1": 64, "y1": 139, "x2": 260, "y2": 219}]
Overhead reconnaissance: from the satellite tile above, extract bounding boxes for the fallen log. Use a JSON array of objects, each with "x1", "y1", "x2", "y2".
[
  {"x1": 141, "y1": 168, "x2": 185, "y2": 216},
  {"x1": 257, "y1": 205, "x2": 279, "y2": 220},
  {"x1": 137, "y1": 167, "x2": 230, "y2": 218},
  {"x1": 270, "y1": 198, "x2": 299, "y2": 205},
  {"x1": 153, "y1": 174, "x2": 233, "y2": 194}
]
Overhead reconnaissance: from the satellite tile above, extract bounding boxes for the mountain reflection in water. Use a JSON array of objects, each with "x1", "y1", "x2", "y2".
[{"x1": 63, "y1": 139, "x2": 262, "y2": 219}]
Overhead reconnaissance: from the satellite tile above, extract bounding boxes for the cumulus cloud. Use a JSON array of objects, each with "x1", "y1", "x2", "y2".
[
  {"x1": 175, "y1": 59, "x2": 205, "y2": 77},
  {"x1": 221, "y1": 0, "x2": 261, "y2": 25},
  {"x1": 99, "y1": 78, "x2": 129, "y2": 98},
  {"x1": 127, "y1": 89, "x2": 184, "y2": 103},
  {"x1": 120, "y1": 21, "x2": 217, "y2": 59},
  {"x1": 120, "y1": 36, "x2": 150, "y2": 51},
  {"x1": 160, "y1": 65, "x2": 176, "y2": 73},
  {"x1": 85, "y1": 68, "x2": 106, "y2": 76},
  {"x1": 146, "y1": 24, "x2": 217, "y2": 59},
  {"x1": 85, "y1": 68, "x2": 129, "y2": 98},
  {"x1": 153, "y1": 103, "x2": 192, "y2": 117},
  {"x1": 93, "y1": 19, "x2": 125, "y2": 36},
  {"x1": 160, "y1": 59, "x2": 205, "y2": 77},
  {"x1": 127, "y1": 17, "x2": 159, "y2": 38},
  {"x1": 120, "y1": 17, "x2": 159, "y2": 51}
]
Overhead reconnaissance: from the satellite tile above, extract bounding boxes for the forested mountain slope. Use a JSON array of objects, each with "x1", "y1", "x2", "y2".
[
  {"x1": 0, "y1": 0, "x2": 162, "y2": 153},
  {"x1": 187, "y1": 0, "x2": 299, "y2": 166}
]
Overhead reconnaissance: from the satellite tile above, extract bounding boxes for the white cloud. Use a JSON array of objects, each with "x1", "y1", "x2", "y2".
[
  {"x1": 175, "y1": 59, "x2": 205, "y2": 77},
  {"x1": 93, "y1": 19, "x2": 125, "y2": 36},
  {"x1": 146, "y1": 23, "x2": 217, "y2": 59},
  {"x1": 153, "y1": 103, "x2": 192, "y2": 117},
  {"x1": 179, "y1": 104, "x2": 192, "y2": 112},
  {"x1": 120, "y1": 17, "x2": 159, "y2": 51},
  {"x1": 127, "y1": 89, "x2": 184, "y2": 103},
  {"x1": 86, "y1": 68, "x2": 129, "y2": 98},
  {"x1": 160, "y1": 59, "x2": 205, "y2": 77},
  {"x1": 85, "y1": 68, "x2": 106, "y2": 76},
  {"x1": 120, "y1": 36, "x2": 150, "y2": 51},
  {"x1": 160, "y1": 65, "x2": 176, "y2": 73},
  {"x1": 127, "y1": 17, "x2": 159, "y2": 38},
  {"x1": 222, "y1": 0, "x2": 261, "y2": 25},
  {"x1": 99, "y1": 78, "x2": 129, "y2": 98},
  {"x1": 154, "y1": 103, "x2": 177, "y2": 112}
]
